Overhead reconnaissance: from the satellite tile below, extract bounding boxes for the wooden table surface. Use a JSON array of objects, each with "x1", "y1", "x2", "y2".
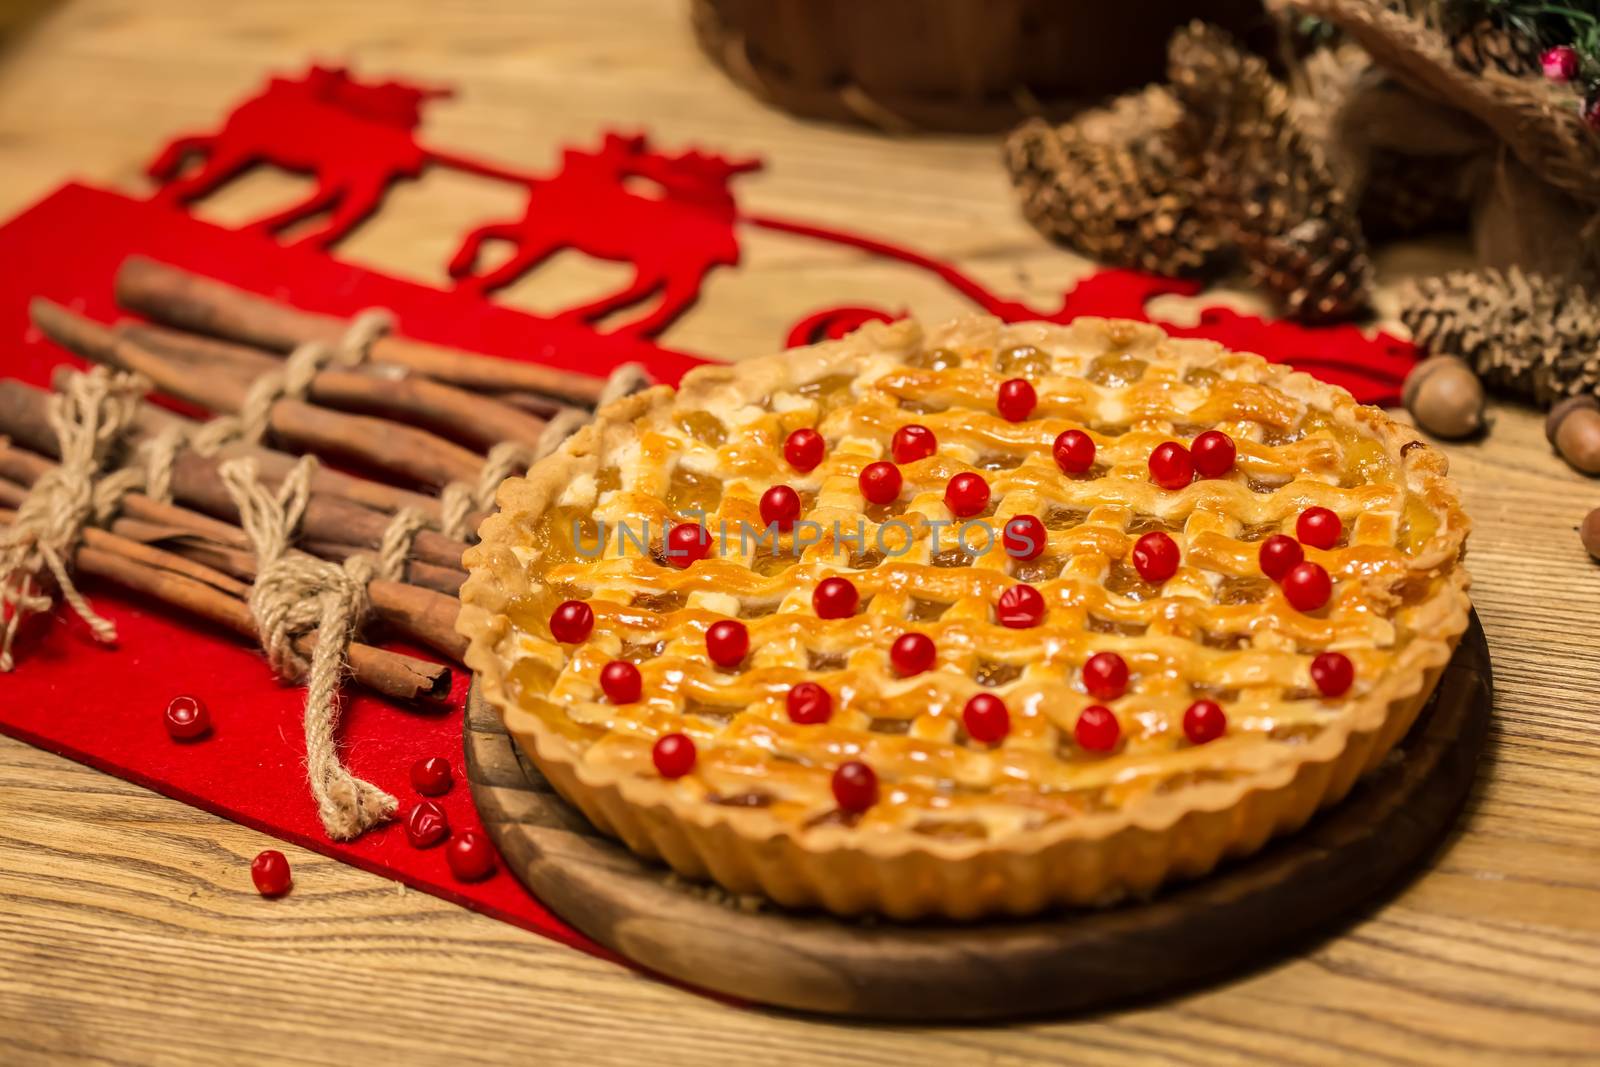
[{"x1": 2, "y1": 2, "x2": 1598, "y2": 1063}]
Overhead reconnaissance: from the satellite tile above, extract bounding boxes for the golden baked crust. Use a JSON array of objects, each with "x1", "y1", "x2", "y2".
[{"x1": 458, "y1": 316, "x2": 1471, "y2": 919}]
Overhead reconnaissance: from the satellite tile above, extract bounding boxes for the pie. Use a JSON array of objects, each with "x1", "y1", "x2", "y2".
[{"x1": 457, "y1": 316, "x2": 1471, "y2": 920}]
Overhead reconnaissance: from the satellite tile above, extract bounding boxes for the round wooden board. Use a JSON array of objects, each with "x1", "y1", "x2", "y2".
[{"x1": 464, "y1": 613, "x2": 1491, "y2": 1021}]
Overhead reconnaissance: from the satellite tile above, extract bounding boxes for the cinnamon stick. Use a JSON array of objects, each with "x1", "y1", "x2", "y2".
[
  {"x1": 118, "y1": 321, "x2": 553, "y2": 453},
  {"x1": 33, "y1": 300, "x2": 484, "y2": 491},
  {"x1": 0, "y1": 379, "x2": 470, "y2": 570},
  {"x1": 116, "y1": 256, "x2": 611, "y2": 406},
  {"x1": 0, "y1": 510, "x2": 451, "y2": 702}
]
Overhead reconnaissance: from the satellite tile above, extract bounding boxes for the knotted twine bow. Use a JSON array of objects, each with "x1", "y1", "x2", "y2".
[
  {"x1": 0, "y1": 367, "x2": 148, "y2": 671},
  {"x1": 220, "y1": 455, "x2": 427, "y2": 839}
]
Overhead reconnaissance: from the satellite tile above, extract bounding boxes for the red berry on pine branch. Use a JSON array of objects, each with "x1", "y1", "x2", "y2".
[{"x1": 1543, "y1": 45, "x2": 1580, "y2": 81}]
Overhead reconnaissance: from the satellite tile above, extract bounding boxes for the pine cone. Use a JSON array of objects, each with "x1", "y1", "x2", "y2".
[
  {"x1": 1449, "y1": 17, "x2": 1541, "y2": 76},
  {"x1": 1003, "y1": 89, "x2": 1219, "y2": 277},
  {"x1": 1401, "y1": 267, "x2": 1600, "y2": 407},
  {"x1": 1169, "y1": 21, "x2": 1372, "y2": 323}
]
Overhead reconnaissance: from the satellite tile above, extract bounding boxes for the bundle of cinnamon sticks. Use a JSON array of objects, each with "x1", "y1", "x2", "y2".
[{"x1": 1, "y1": 256, "x2": 646, "y2": 700}]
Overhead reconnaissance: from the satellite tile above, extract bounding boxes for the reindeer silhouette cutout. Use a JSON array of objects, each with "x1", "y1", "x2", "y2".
[
  {"x1": 146, "y1": 66, "x2": 449, "y2": 249},
  {"x1": 447, "y1": 133, "x2": 761, "y2": 337}
]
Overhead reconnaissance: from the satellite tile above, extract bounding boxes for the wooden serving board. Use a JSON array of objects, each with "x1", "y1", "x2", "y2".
[{"x1": 464, "y1": 613, "x2": 1491, "y2": 1020}]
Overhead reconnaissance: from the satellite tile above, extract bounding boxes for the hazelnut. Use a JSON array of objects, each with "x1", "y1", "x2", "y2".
[
  {"x1": 1546, "y1": 396, "x2": 1600, "y2": 475},
  {"x1": 1401, "y1": 356, "x2": 1485, "y2": 439},
  {"x1": 1583, "y1": 506, "x2": 1600, "y2": 560}
]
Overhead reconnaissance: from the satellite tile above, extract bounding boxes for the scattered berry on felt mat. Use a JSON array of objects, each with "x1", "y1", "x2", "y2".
[
  {"x1": 996, "y1": 582, "x2": 1045, "y2": 628},
  {"x1": 831, "y1": 760, "x2": 878, "y2": 813},
  {"x1": 445, "y1": 831, "x2": 497, "y2": 883},
  {"x1": 164, "y1": 695, "x2": 211, "y2": 741},
  {"x1": 251, "y1": 850, "x2": 292, "y2": 897},
  {"x1": 405, "y1": 801, "x2": 450, "y2": 849},
  {"x1": 410, "y1": 757, "x2": 453, "y2": 796},
  {"x1": 652, "y1": 733, "x2": 696, "y2": 779}
]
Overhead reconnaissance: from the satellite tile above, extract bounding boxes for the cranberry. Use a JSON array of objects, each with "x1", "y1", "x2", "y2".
[
  {"x1": 1131, "y1": 531, "x2": 1180, "y2": 583},
  {"x1": 1191, "y1": 430, "x2": 1236, "y2": 478},
  {"x1": 996, "y1": 583, "x2": 1045, "y2": 628},
  {"x1": 784, "y1": 427, "x2": 825, "y2": 472},
  {"x1": 890, "y1": 632, "x2": 936, "y2": 677},
  {"x1": 404, "y1": 800, "x2": 450, "y2": 849},
  {"x1": 1310, "y1": 651, "x2": 1354, "y2": 697},
  {"x1": 997, "y1": 378, "x2": 1037, "y2": 422},
  {"x1": 706, "y1": 619, "x2": 749, "y2": 667},
  {"x1": 651, "y1": 733, "x2": 696, "y2": 778},
  {"x1": 945, "y1": 472, "x2": 990, "y2": 517},
  {"x1": 665, "y1": 522, "x2": 713, "y2": 569},
  {"x1": 831, "y1": 760, "x2": 878, "y2": 813},
  {"x1": 1053, "y1": 429, "x2": 1096, "y2": 474},
  {"x1": 1074, "y1": 705, "x2": 1121, "y2": 752},
  {"x1": 549, "y1": 600, "x2": 594, "y2": 643},
  {"x1": 410, "y1": 756, "x2": 453, "y2": 796},
  {"x1": 1296, "y1": 507, "x2": 1341, "y2": 550},
  {"x1": 445, "y1": 830, "x2": 497, "y2": 882},
  {"x1": 1148, "y1": 441, "x2": 1193, "y2": 490},
  {"x1": 813, "y1": 576, "x2": 859, "y2": 619},
  {"x1": 164, "y1": 695, "x2": 211, "y2": 741},
  {"x1": 250, "y1": 850, "x2": 292, "y2": 897},
  {"x1": 760, "y1": 485, "x2": 802, "y2": 530},
  {"x1": 1258, "y1": 534, "x2": 1304, "y2": 581},
  {"x1": 1183, "y1": 700, "x2": 1227, "y2": 744},
  {"x1": 999, "y1": 514, "x2": 1046, "y2": 561},
  {"x1": 963, "y1": 693, "x2": 1010, "y2": 744},
  {"x1": 1543, "y1": 45, "x2": 1580, "y2": 81},
  {"x1": 859, "y1": 461, "x2": 903, "y2": 505},
  {"x1": 786, "y1": 681, "x2": 833, "y2": 724},
  {"x1": 600, "y1": 660, "x2": 642, "y2": 703},
  {"x1": 891, "y1": 424, "x2": 937, "y2": 464},
  {"x1": 1082, "y1": 651, "x2": 1128, "y2": 701},
  {"x1": 1283, "y1": 561, "x2": 1332, "y2": 612}
]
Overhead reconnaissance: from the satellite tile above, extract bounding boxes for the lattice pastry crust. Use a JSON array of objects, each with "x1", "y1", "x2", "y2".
[{"x1": 458, "y1": 316, "x2": 1471, "y2": 919}]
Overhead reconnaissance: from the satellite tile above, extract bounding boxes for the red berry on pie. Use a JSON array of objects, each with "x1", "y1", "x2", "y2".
[
  {"x1": 665, "y1": 522, "x2": 713, "y2": 569},
  {"x1": 1074, "y1": 705, "x2": 1121, "y2": 752},
  {"x1": 1053, "y1": 429, "x2": 1095, "y2": 474},
  {"x1": 549, "y1": 599, "x2": 594, "y2": 643},
  {"x1": 410, "y1": 756, "x2": 453, "y2": 796},
  {"x1": 996, "y1": 582, "x2": 1045, "y2": 628},
  {"x1": 786, "y1": 681, "x2": 833, "y2": 724},
  {"x1": 945, "y1": 472, "x2": 990, "y2": 517},
  {"x1": 1296, "y1": 507, "x2": 1341, "y2": 550},
  {"x1": 600, "y1": 660, "x2": 643, "y2": 703},
  {"x1": 1131, "y1": 531, "x2": 1180, "y2": 583},
  {"x1": 652, "y1": 733, "x2": 696, "y2": 778},
  {"x1": 1283, "y1": 561, "x2": 1332, "y2": 612},
  {"x1": 164, "y1": 694, "x2": 210, "y2": 741},
  {"x1": 1258, "y1": 534, "x2": 1304, "y2": 581},
  {"x1": 1002, "y1": 514, "x2": 1047, "y2": 561},
  {"x1": 760, "y1": 484, "x2": 803, "y2": 530},
  {"x1": 706, "y1": 620, "x2": 749, "y2": 667},
  {"x1": 997, "y1": 378, "x2": 1037, "y2": 422},
  {"x1": 962, "y1": 693, "x2": 1010, "y2": 744},
  {"x1": 813, "y1": 576, "x2": 859, "y2": 618},
  {"x1": 1082, "y1": 651, "x2": 1128, "y2": 701},
  {"x1": 859, "y1": 461, "x2": 903, "y2": 505},
  {"x1": 404, "y1": 800, "x2": 450, "y2": 849},
  {"x1": 1148, "y1": 441, "x2": 1193, "y2": 490},
  {"x1": 890, "y1": 632, "x2": 936, "y2": 677},
  {"x1": 784, "y1": 427, "x2": 825, "y2": 472},
  {"x1": 831, "y1": 760, "x2": 878, "y2": 813},
  {"x1": 1183, "y1": 700, "x2": 1227, "y2": 744},
  {"x1": 891, "y1": 424, "x2": 937, "y2": 464},
  {"x1": 1191, "y1": 430, "x2": 1236, "y2": 478},
  {"x1": 1310, "y1": 651, "x2": 1354, "y2": 697},
  {"x1": 250, "y1": 850, "x2": 292, "y2": 897},
  {"x1": 445, "y1": 830, "x2": 497, "y2": 882}
]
